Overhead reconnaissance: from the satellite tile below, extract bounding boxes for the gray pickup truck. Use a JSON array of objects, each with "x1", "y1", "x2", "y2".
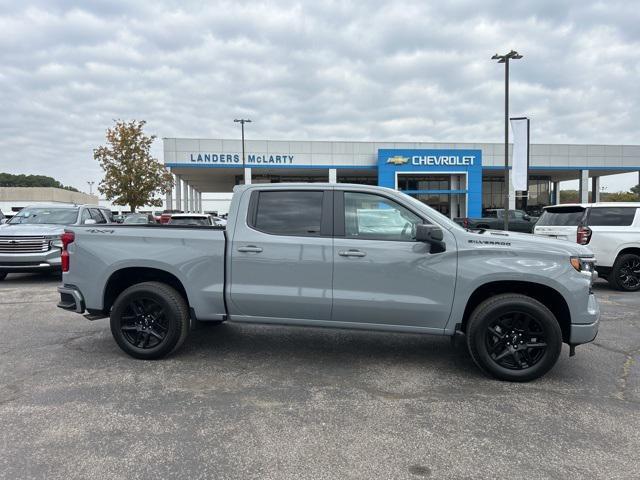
[
  {"x1": 58, "y1": 184, "x2": 600, "y2": 381},
  {"x1": 0, "y1": 204, "x2": 114, "y2": 280}
]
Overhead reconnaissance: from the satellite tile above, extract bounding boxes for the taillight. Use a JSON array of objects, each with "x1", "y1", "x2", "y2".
[
  {"x1": 61, "y1": 232, "x2": 75, "y2": 272},
  {"x1": 577, "y1": 226, "x2": 592, "y2": 245}
]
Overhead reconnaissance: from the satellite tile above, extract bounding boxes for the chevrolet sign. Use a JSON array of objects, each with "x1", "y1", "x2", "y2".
[{"x1": 412, "y1": 155, "x2": 475, "y2": 166}]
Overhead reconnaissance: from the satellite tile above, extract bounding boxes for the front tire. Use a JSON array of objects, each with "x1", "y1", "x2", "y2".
[
  {"x1": 0, "y1": 271, "x2": 7, "y2": 281},
  {"x1": 608, "y1": 253, "x2": 640, "y2": 291},
  {"x1": 110, "y1": 281, "x2": 190, "y2": 359},
  {"x1": 466, "y1": 293, "x2": 563, "y2": 382}
]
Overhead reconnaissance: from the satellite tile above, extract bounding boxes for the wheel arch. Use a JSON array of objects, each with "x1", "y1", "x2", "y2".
[
  {"x1": 615, "y1": 246, "x2": 640, "y2": 260},
  {"x1": 103, "y1": 267, "x2": 189, "y2": 314},
  {"x1": 459, "y1": 280, "x2": 571, "y2": 343}
]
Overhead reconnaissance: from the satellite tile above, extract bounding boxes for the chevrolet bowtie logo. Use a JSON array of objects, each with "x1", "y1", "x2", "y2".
[{"x1": 386, "y1": 155, "x2": 409, "y2": 165}]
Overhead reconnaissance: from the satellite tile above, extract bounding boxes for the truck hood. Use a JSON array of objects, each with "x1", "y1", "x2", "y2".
[
  {"x1": 468, "y1": 229, "x2": 594, "y2": 257},
  {"x1": 0, "y1": 223, "x2": 65, "y2": 237}
]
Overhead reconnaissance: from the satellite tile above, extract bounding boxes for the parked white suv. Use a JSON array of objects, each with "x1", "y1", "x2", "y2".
[{"x1": 534, "y1": 203, "x2": 640, "y2": 291}]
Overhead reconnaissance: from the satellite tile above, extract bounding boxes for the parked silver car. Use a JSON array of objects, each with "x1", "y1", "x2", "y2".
[{"x1": 0, "y1": 204, "x2": 113, "y2": 280}]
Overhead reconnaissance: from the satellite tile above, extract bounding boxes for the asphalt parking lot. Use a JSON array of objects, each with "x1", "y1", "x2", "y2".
[{"x1": 0, "y1": 274, "x2": 638, "y2": 480}]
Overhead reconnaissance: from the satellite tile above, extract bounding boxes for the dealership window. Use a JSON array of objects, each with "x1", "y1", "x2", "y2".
[
  {"x1": 337, "y1": 175, "x2": 377, "y2": 185},
  {"x1": 482, "y1": 175, "x2": 551, "y2": 212},
  {"x1": 397, "y1": 174, "x2": 451, "y2": 191}
]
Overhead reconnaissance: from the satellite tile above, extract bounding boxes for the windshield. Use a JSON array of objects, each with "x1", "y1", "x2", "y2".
[
  {"x1": 169, "y1": 217, "x2": 209, "y2": 226},
  {"x1": 8, "y1": 208, "x2": 79, "y2": 225},
  {"x1": 537, "y1": 206, "x2": 587, "y2": 226}
]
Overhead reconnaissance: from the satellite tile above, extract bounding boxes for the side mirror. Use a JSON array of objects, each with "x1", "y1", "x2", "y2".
[
  {"x1": 415, "y1": 224, "x2": 444, "y2": 243},
  {"x1": 523, "y1": 214, "x2": 531, "y2": 221},
  {"x1": 84, "y1": 219, "x2": 97, "y2": 225},
  {"x1": 416, "y1": 224, "x2": 446, "y2": 253},
  {"x1": 0, "y1": 218, "x2": 6, "y2": 224}
]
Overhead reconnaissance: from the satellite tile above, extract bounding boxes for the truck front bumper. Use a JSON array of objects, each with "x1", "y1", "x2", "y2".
[
  {"x1": 569, "y1": 293, "x2": 600, "y2": 345},
  {"x1": 0, "y1": 249, "x2": 62, "y2": 272},
  {"x1": 57, "y1": 285, "x2": 85, "y2": 314}
]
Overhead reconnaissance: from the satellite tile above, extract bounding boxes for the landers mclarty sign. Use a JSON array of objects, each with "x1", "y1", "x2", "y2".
[{"x1": 189, "y1": 153, "x2": 294, "y2": 164}]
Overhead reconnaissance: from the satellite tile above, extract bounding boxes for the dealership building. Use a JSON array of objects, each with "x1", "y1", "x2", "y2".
[{"x1": 162, "y1": 138, "x2": 640, "y2": 217}]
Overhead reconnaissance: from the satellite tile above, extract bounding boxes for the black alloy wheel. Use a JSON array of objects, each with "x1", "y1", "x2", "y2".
[
  {"x1": 466, "y1": 293, "x2": 562, "y2": 382},
  {"x1": 485, "y1": 312, "x2": 547, "y2": 370},
  {"x1": 616, "y1": 256, "x2": 640, "y2": 291},
  {"x1": 110, "y1": 281, "x2": 190, "y2": 359},
  {"x1": 120, "y1": 297, "x2": 168, "y2": 349}
]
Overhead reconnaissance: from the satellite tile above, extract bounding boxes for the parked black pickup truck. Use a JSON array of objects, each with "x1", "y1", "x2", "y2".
[{"x1": 455, "y1": 209, "x2": 538, "y2": 233}]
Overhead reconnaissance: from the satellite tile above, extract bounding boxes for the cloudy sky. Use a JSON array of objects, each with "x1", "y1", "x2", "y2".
[{"x1": 1, "y1": 0, "x2": 639, "y2": 192}]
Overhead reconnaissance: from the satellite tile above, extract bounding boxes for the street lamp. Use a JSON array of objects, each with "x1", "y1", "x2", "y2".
[
  {"x1": 233, "y1": 119, "x2": 252, "y2": 176},
  {"x1": 491, "y1": 50, "x2": 523, "y2": 231},
  {"x1": 87, "y1": 181, "x2": 95, "y2": 196}
]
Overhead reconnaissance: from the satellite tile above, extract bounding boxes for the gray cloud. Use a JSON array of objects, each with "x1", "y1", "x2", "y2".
[{"x1": 0, "y1": 0, "x2": 639, "y2": 191}]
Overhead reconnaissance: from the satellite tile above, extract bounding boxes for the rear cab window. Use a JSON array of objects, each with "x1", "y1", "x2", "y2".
[
  {"x1": 587, "y1": 207, "x2": 638, "y2": 226},
  {"x1": 537, "y1": 206, "x2": 587, "y2": 226},
  {"x1": 248, "y1": 190, "x2": 330, "y2": 236}
]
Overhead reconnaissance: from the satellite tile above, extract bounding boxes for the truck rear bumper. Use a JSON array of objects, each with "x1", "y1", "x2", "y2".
[{"x1": 57, "y1": 285, "x2": 85, "y2": 313}]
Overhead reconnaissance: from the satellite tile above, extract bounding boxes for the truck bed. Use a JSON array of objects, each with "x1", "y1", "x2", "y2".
[{"x1": 65, "y1": 224, "x2": 227, "y2": 321}]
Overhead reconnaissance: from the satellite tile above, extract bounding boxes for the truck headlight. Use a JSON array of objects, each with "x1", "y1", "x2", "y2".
[
  {"x1": 571, "y1": 256, "x2": 596, "y2": 273},
  {"x1": 46, "y1": 235, "x2": 63, "y2": 248},
  {"x1": 570, "y1": 256, "x2": 597, "y2": 285}
]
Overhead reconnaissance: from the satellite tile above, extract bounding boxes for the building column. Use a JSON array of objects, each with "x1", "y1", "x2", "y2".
[
  {"x1": 175, "y1": 176, "x2": 182, "y2": 211},
  {"x1": 165, "y1": 185, "x2": 173, "y2": 211},
  {"x1": 591, "y1": 176, "x2": 601, "y2": 203},
  {"x1": 198, "y1": 191, "x2": 203, "y2": 213},
  {"x1": 189, "y1": 186, "x2": 195, "y2": 212},
  {"x1": 183, "y1": 181, "x2": 189, "y2": 212},
  {"x1": 328, "y1": 168, "x2": 337, "y2": 183},
  {"x1": 449, "y1": 175, "x2": 460, "y2": 219},
  {"x1": 553, "y1": 181, "x2": 561, "y2": 205},
  {"x1": 244, "y1": 167, "x2": 252, "y2": 185},
  {"x1": 579, "y1": 170, "x2": 589, "y2": 203},
  {"x1": 508, "y1": 170, "x2": 516, "y2": 210}
]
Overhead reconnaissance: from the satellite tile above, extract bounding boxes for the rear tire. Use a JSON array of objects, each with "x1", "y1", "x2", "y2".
[
  {"x1": 466, "y1": 293, "x2": 563, "y2": 382},
  {"x1": 110, "y1": 281, "x2": 190, "y2": 359},
  {"x1": 608, "y1": 254, "x2": 640, "y2": 292},
  {"x1": 0, "y1": 272, "x2": 7, "y2": 281}
]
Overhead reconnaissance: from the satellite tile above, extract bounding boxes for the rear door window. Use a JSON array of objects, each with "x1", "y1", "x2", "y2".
[
  {"x1": 587, "y1": 207, "x2": 637, "y2": 226},
  {"x1": 537, "y1": 207, "x2": 587, "y2": 226},
  {"x1": 251, "y1": 190, "x2": 326, "y2": 236}
]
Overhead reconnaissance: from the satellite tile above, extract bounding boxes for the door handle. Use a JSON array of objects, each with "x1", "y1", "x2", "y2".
[
  {"x1": 338, "y1": 249, "x2": 366, "y2": 257},
  {"x1": 237, "y1": 245, "x2": 263, "y2": 253}
]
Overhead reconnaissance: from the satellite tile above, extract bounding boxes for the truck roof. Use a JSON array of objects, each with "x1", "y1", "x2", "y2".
[
  {"x1": 544, "y1": 202, "x2": 640, "y2": 209},
  {"x1": 233, "y1": 182, "x2": 398, "y2": 193}
]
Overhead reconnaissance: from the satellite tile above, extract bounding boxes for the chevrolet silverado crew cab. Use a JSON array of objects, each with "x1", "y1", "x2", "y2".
[
  {"x1": 58, "y1": 184, "x2": 599, "y2": 381},
  {"x1": 534, "y1": 203, "x2": 640, "y2": 291},
  {"x1": 0, "y1": 204, "x2": 113, "y2": 280}
]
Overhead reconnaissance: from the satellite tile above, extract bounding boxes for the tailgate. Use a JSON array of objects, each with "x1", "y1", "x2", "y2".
[
  {"x1": 533, "y1": 225, "x2": 577, "y2": 242},
  {"x1": 534, "y1": 206, "x2": 587, "y2": 243}
]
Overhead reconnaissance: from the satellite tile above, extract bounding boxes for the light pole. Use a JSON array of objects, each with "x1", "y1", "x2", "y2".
[
  {"x1": 491, "y1": 50, "x2": 522, "y2": 231},
  {"x1": 233, "y1": 119, "x2": 252, "y2": 181},
  {"x1": 87, "y1": 181, "x2": 95, "y2": 196}
]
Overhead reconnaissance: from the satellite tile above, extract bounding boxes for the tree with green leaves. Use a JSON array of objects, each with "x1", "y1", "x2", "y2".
[
  {"x1": 631, "y1": 184, "x2": 640, "y2": 198},
  {"x1": 94, "y1": 120, "x2": 173, "y2": 212}
]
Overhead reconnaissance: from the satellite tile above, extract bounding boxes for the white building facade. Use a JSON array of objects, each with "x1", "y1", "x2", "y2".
[{"x1": 163, "y1": 138, "x2": 640, "y2": 217}]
